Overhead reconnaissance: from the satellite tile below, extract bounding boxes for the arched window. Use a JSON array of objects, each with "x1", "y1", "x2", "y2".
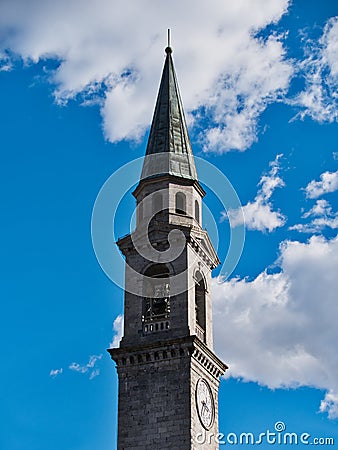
[
  {"x1": 175, "y1": 192, "x2": 186, "y2": 214},
  {"x1": 153, "y1": 193, "x2": 163, "y2": 215},
  {"x1": 195, "y1": 271, "x2": 206, "y2": 335},
  {"x1": 143, "y1": 264, "x2": 170, "y2": 325},
  {"x1": 195, "y1": 200, "x2": 200, "y2": 223}
]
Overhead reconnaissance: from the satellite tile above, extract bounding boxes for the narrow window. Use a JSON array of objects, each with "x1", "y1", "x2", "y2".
[
  {"x1": 195, "y1": 200, "x2": 200, "y2": 223},
  {"x1": 195, "y1": 271, "x2": 206, "y2": 333},
  {"x1": 175, "y1": 192, "x2": 186, "y2": 214}
]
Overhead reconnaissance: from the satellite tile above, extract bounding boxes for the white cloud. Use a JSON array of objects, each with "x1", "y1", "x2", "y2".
[
  {"x1": 110, "y1": 314, "x2": 124, "y2": 348},
  {"x1": 200, "y1": 33, "x2": 292, "y2": 153},
  {"x1": 289, "y1": 172, "x2": 338, "y2": 233},
  {"x1": 294, "y1": 17, "x2": 338, "y2": 123},
  {"x1": 212, "y1": 235, "x2": 338, "y2": 419},
  {"x1": 0, "y1": 0, "x2": 292, "y2": 152},
  {"x1": 69, "y1": 362, "x2": 88, "y2": 373},
  {"x1": 0, "y1": 51, "x2": 13, "y2": 71},
  {"x1": 49, "y1": 368, "x2": 63, "y2": 378},
  {"x1": 69, "y1": 354, "x2": 102, "y2": 379},
  {"x1": 305, "y1": 170, "x2": 338, "y2": 199},
  {"x1": 222, "y1": 154, "x2": 286, "y2": 232},
  {"x1": 289, "y1": 199, "x2": 338, "y2": 233},
  {"x1": 302, "y1": 199, "x2": 332, "y2": 217},
  {"x1": 89, "y1": 369, "x2": 100, "y2": 380},
  {"x1": 320, "y1": 391, "x2": 338, "y2": 420},
  {"x1": 87, "y1": 354, "x2": 102, "y2": 368},
  {"x1": 290, "y1": 218, "x2": 338, "y2": 234}
]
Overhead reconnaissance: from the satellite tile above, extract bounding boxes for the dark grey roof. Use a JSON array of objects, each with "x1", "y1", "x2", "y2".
[{"x1": 141, "y1": 47, "x2": 198, "y2": 181}]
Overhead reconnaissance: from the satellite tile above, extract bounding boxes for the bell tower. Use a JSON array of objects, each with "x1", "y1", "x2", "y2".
[{"x1": 109, "y1": 45, "x2": 227, "y2": 449}]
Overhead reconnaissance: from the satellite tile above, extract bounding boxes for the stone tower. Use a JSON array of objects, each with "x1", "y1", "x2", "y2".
[{"x1": 109, "y1": 45, "x2": 227, "y2": 449}]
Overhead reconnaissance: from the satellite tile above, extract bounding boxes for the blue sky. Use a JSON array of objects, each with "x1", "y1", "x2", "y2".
[{"x1": 1, "y1": 0, "x2": 338, "y2": 448}]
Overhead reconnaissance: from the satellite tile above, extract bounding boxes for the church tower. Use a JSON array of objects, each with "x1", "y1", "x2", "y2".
[{"x1": 109, "y1": 44, "x2": 227, "y2": 449}]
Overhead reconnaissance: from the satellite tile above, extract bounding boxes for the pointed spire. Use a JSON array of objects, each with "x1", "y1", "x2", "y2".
[{"x1": 141, "y1": 45, "x2": 198, "y2": 181}]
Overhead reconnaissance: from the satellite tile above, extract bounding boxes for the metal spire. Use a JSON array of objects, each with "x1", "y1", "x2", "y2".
[{"x1": 141, "y1": 38, "x2": 198, "y2": 181}]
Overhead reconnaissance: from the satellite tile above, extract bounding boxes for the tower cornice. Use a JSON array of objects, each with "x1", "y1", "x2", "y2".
[
  {"x1": 133, "y1": 173, "x2": 206, "y2": 199},
  {"x1": 108, "y1": 335, "x2": 228, "y2": 381}
]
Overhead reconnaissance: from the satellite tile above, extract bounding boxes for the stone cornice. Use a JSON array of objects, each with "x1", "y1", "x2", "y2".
[{"x1": 108, "y1": 336, "x2": 228, "y2": 381}]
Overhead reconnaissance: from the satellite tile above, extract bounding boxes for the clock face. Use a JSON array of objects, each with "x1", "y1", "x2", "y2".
[{"x1": 196, "y1": 378, "x2": 215, "y2": 429}]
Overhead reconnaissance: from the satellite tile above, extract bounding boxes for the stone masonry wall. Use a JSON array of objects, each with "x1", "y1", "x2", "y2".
[{"x1": 115, "y1": 345, "x2": 192, "y2": 449}]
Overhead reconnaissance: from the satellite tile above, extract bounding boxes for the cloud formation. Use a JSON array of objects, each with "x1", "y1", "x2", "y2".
[
  {"x1": 200, "y1": 33, "x2": 292, "y2": 153},
  {"x1": 289, "y1": 199, "x2": 338, "y2": 233},
  {"x1": 295, "y1": 17, "x2": 338, "y2": 123},
  {"x1": 2, "y1": 2, "x2": 338, "y2": 152},
  {"x1": 69, "y1": 354, "x2": 102, "y2": 379},
  {"x1": 305, "y1": 170, "x2": 338, "y2": 199},
  {"x1": 222, "y1": 154, "x2": 286, "y2": 232},
  {"x1": 110, "y1": 314, "x2": 124, "y2": 348},
  {"x1": 212, "y1": 235, "x2": 338, "y2": 419},
  {"x1": 289, "y1": 170, "x2": 338, "y2": 233},
  {"x1": 0, "y1": 0, "x2": 292, "y2": 152},
  {"x1": 320, "y1": 391, "x2": 338, "y2": 420},
  {"x1": 49, "y1": 368, "x2": 63, "y2": 378}
]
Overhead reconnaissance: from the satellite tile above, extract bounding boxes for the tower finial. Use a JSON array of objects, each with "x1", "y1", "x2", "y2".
[{"x1": 165, "y1": 29, "x2": 172, "y2": 54}]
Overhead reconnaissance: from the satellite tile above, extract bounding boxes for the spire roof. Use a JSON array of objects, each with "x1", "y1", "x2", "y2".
[{"x1": 140, "y1": 46, "x2": 198, "y2": 181}]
